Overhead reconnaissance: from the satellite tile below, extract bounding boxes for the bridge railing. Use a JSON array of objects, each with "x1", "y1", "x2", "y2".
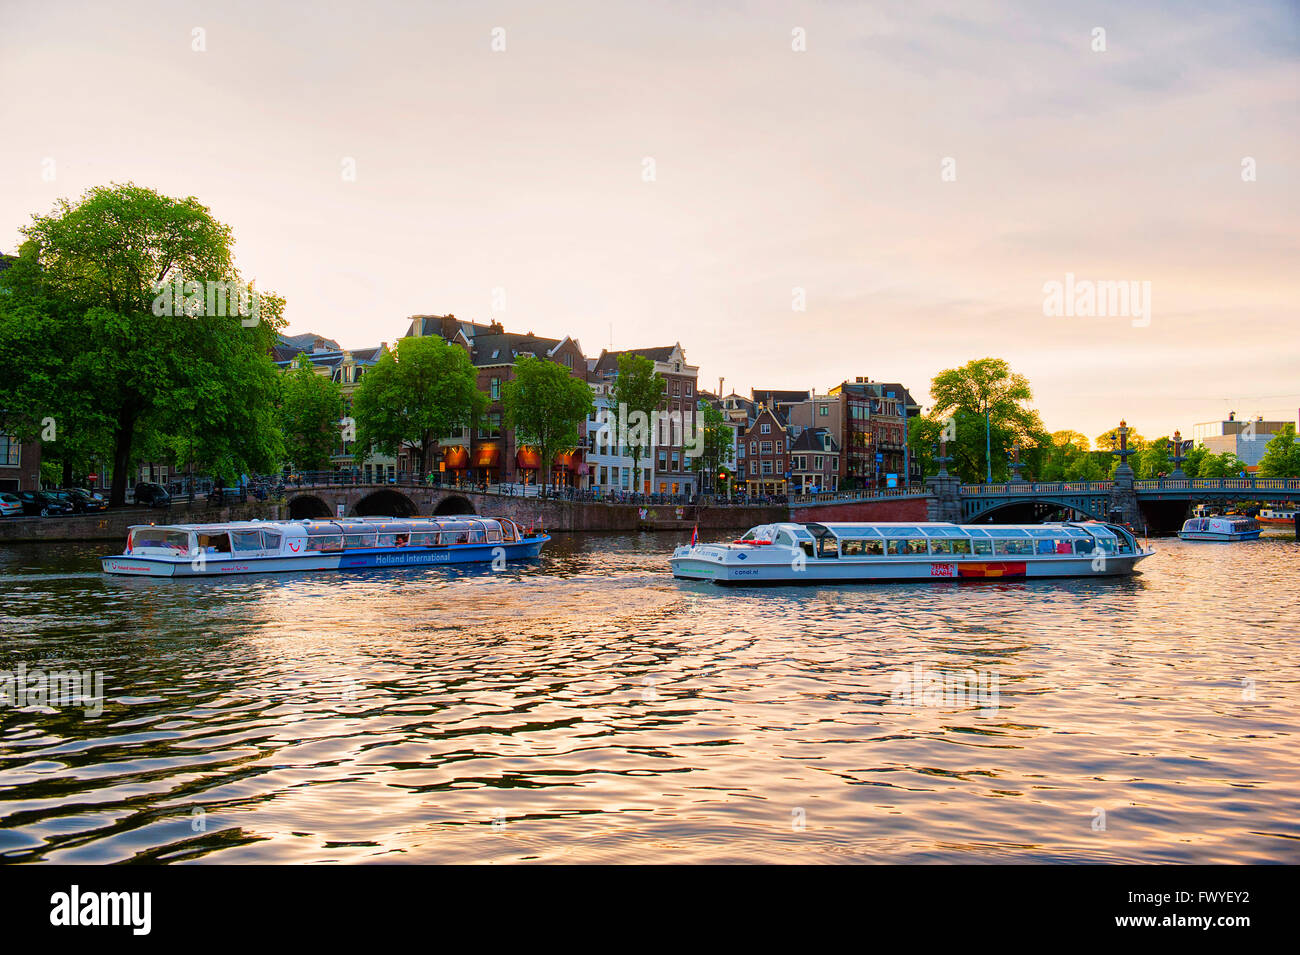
[
  {"x1": 1133, "y1": 478, "x2": 1300, "y2": 491},
  {"x1": 960, "y1": 482, "x2": 1113, "y2": 495},
  {"x1": 790, "y1": 485, "x2": 931, "y2": 506}
]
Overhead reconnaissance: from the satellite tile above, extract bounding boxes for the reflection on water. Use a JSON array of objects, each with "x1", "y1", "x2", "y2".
[{"x1": 1, "y1": 531, "x2": 1297, "y2": 863}]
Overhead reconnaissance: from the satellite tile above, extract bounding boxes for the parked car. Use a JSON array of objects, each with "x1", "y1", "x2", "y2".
[
  {"x1": 15, "y1": 490, "x2": 75, "y2": 517},
  {"x1": 60, "y1": 488, "x2": 108, "y2": 513},
  {"x1": 0, "y1": 492, "x2": 23, "y2": 517},
  {"x1": 133, "y1": 482, "x2": 171, "y2": 508}
]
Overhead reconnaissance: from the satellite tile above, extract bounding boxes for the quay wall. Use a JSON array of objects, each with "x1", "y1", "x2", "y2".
[
  {"x1": 0, "y1": 495, "x2": 786, "y2": 543},
  {"x1": 790, "y1": 495, "x2": 931, "y2": 524}
]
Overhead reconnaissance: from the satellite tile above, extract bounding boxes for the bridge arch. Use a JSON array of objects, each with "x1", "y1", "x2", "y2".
[
  {"x1": 433, "y1": 494, "x2": 476, "y2": 516},
  {"x1": 963, "y1": 496, "x2": 1108, "y2": 523},
  {"x1": 287, "y1": 494, "x2": 332, "y2": 519},
  {"x1": 354, "y1": 488, "x2": 418, "y2": 517}
]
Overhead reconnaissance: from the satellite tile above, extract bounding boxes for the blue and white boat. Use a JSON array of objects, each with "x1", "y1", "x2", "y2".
[
  {"x1": 101, "y1": 516, "x2": 548, "y2": 577},
  {"x1": 671, "y1": 521, "x2": 1152, "y2": 584},
  {"x1": 1177, "y1": 516, "x2": 1261, "y2": 542}
]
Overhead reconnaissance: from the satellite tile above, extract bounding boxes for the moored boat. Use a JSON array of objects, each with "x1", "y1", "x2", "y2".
[
  {"x1": 671, "y1": 520, "x2": 1152, "y2": 584},
  {"x1": 101, "y1": 515, "x2": 548, "y2": 577},
  {"x1": 1177, "y1": 516, "x2": 1261, "y2": 542},
  {"x1": 1257, "y1": 507, "x2": 1297, "y2": 526}
]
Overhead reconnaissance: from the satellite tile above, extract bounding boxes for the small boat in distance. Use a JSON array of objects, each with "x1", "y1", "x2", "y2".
[
  {"x1": 101, "y1": 516, "x2": 548, "y2": 577},
  {"x1": 1177, "y1": 516, "x2": 1261, "y2": 542},
  {"x1": 1257, "y1": 507, "x2": 1297, "y2": 526},
  {"x1": 671, "y1": 521, "x2": 1152, "y2": 585}
]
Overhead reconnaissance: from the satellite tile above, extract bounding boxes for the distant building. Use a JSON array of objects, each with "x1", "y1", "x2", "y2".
[
  {"x1": 592, "y1": 344, "x2": 699, "y2": 495},
  {"x1": 827, "y1": 378, "x2": 921, "y2": 488},
  {"x1": 740, "y1": 404, "x2": 790, "y2": 496},
  {"x1": 788, "y1": 427, "x2": 841, "y2": 493},
  {"x1": 0, "y1": 432, "x2": 41, "y2": 492},
  {"x1": 1194, "y1": 414, "x2": 1295, "y2": 469},
  {"x1": 405, "y1": 316, "x2": 589, "y2": 486},
  {"x1": 273, "y1": 333, "x2": 393, "y2": 478}
]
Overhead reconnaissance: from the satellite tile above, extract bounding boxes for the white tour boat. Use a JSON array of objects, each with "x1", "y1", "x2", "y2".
[
  {"x1": 102, "y1": 516, "x2": 548, "y2": 577},
  {"x1": 1177, "y1": 516, "x2": 1261, "y2": 542},
  {"x1": 671, "y1": 520, "x2": 1152, "y2": 584}
]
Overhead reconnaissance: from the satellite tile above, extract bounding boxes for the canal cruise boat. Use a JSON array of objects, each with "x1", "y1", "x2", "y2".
[
  {"x1": 671, "y1": 521, "x2": 1152, "y2": 584},
  {"x1": 1177, "y1": 516, "x2": 1261, "y2": 542},
  {"x1": 101, "y1": 516, "x2": 548, "y2": 577}
]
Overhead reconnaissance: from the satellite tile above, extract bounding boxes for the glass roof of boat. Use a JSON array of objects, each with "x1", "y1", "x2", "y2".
[{"x1": 811, "y1": 522, "x2": 1113, "y2": 539}]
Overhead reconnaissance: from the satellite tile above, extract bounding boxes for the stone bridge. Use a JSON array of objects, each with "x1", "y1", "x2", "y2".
[{"x1": 284, "y1": 483, "x2": 785, "y2": 532}]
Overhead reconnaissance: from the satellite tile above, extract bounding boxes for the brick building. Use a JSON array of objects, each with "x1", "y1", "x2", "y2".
[
  {"x1": 740, "y1": 404, "x2": 790, "y2": 495},
  {"x1": 406, "y1": 315, "x2": 589, "y2": 487},
  {"x1": 591, "y1": 343, "x2": 699, "y2": 495}
]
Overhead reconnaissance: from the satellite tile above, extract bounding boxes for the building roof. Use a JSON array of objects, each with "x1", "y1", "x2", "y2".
[
  {"x1": 592, "y1": 344, "x2": 686, "y2": 374},
  {"x1": 751, "y1": 388, "x2": 811, "y2": 407},
  {"x1": 789, "y1": 428, "x2": 840, "y2": 453}
]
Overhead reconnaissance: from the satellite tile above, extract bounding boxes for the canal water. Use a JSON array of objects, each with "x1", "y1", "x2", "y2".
[{"x1": 1, "y1": 531, "x2": 1297, "y2": 864}]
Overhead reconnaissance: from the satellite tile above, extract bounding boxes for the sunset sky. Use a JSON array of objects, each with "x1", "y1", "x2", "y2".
[{"x1": 2, "y1": 0, "x2": 1296, "y2": 441}]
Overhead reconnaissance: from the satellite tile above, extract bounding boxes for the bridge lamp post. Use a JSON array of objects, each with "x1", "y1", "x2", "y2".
[{"x1": 985, "y1": 407, "x2": 993, "y2": 485}]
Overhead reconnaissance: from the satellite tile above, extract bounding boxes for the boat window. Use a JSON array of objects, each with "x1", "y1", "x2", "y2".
[
  {"x1": 971, "y1": 539, "x2": 993, "y2": 555},
  {"x1": 230, "y1": 530, "x2": 264, "y2": 553},
  {"x1": 343, "y1": 533, "x2": 378, "y2": 549},
  {"x1": 965, "y1": 528, "x2": 990, "y2": 537},
  {"x1": 307, "y1": 533, "x2": 343, "y2": 552},
  {"x1": 262, "y1": 531, "x2": 282, "y2": 551},
  {"x1": 951, "y1": 538, "x2": 971, "y2": 555},
  {"x1": 841, "y1": 539, "x2": 863, "y2": 556},
  {"x1": 739, "y1": 529, "x2": 758, "y2": 541},
  {"x1": 881, "y1": 526, "x2": 922, "y2": 538},
  {"x1": 862, "y1": 539, "x2": 884, "y2": 556},
  {"x1": 819, "y1": 536, "x2": 839, "y2": 558},
  {"x1": 994, "y1": 539, "x2": 1031, "y2": 555},
  {"x1": 906, "y1": 538, "x2": 929, "y2": 555},
  {"x1": 887, "y1": 539, "x2": 908, "y2": 556},
  {"x1": 775, "y1": 530, "x2": 795, "y2": 547},
  {"x1": 196, "y1": 531, "x2": 232, "y2": 554},
  {"x1": 130, "y1": 528, "x2": 191, "y2": 553},
  {"x1": 930, "y1": 538, "x2": 954, "y2": 555},
  {"x1": 1028, "y1": 527, "x2": 1057, "y2": 538},
  {"x1": 408, "y1": 532, "x2": 435, "y2": 546}
]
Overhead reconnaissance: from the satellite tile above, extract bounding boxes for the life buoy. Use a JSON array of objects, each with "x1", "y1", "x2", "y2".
[{"x1": 732, "y1": 539, "x2": 773, "y2": 545}]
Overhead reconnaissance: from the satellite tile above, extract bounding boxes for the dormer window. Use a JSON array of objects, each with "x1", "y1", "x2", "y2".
[{"x1": 761, "y1": 423, "x2": 771, "y2": 434}]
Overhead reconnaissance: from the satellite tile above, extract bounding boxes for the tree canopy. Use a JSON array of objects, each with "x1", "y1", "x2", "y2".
[
  {"x1": 502, "y1": 355, "x2": 594, "y2": 489},
  {"x1": 915, "y1": 357, "x2": 1047, "y2": 483},
  {"x1": 1, "y1": 182, "x2": 284, "y2": 502},
  {"x1": 350, "y1": 335, "x2": 486, "y2": 476},
  {"x1": 606, "y1": 352, "x2": 665, "y2": 493},
  {"x1": 280, "y1": 354, "x2": 344, "y2": 471}
]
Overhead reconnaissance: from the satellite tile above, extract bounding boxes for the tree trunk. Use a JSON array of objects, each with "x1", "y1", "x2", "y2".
[
  {"x1": 109, "y1": 411, "x2": 136, "y2": 507},
  {"x1": 62, "y1": 455, "x2": 73, "y2": 489}
]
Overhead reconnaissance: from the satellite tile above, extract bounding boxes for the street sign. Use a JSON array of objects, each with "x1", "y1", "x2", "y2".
[
  {"x1": 875, "y1": 453, "x2": 883, "y2": 462},
  {"x1": 886, "y1": 473, "x2": 898, "y2": 488}
]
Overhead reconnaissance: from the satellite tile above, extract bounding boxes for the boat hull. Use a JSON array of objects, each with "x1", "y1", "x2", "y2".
[
  {"x1": 670, "y1": 546, "x2": 1151, "y2": 584},
  {"x1": 1176, "y1": 531, "x2": 1261, "y2": 542},
  {"x1": 102, "y1": 537, "x2": 548, "y2": 578}
]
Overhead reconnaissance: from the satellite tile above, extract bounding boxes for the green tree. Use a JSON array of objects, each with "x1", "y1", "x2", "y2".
[
  {"x1": 502, "y1": 354, "x2": 594, "y2": 492},
  {"x1": 924, "y1": 358, "x2": 1047, "y2": 484},
  {"x1": 607, "y1": 353, "x2": 665, "y2": 493},
  {"x1": 1136, "y1": 436, "x2": 1173, "y2": 479},
  {"x1": 1258, "y1": 425, "x2": 1300, "y2": 477},
  {"x1": 351, "y1": 336, "x2": 486, "y2": 476},
  {"x1": 1065, "y1": 451, "x2": 1105, "y2": 482},
  {"x1": 280, "y1": 353, "x2": 344, "y2": 470},
  {"x1": 1198, "y1": 451, "x2": 1247, "y2": 479},
  {"x1": 689, "y1": 401, "x2": 735, "y2": 494},
  {"x1": 4, "y1": 182, "x2": 283, "y2": 505}
]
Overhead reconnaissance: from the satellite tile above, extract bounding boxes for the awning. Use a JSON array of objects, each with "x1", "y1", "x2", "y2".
[
  {"x1": 553, "y1": 451, "x2": 579, "y2": 472},
  {"x1": 473, "y1": 445, "x2": 500, "y2": 469},
  {"x1": 516, "y1": 448, "x2": 540, "y2": 470},
  {"x1": 443, "y1": 446, "x2": 470, "y2": 470}
]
